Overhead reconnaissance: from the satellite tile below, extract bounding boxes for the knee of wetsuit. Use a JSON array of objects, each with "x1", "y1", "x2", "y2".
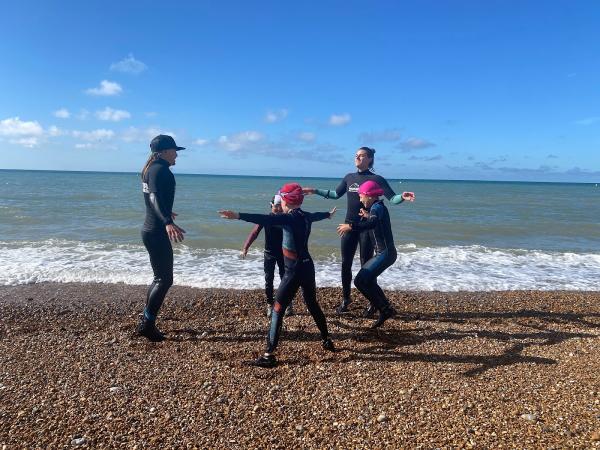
[{"x1": 155, "y1": 275, "x2": 173, "y2": 288}]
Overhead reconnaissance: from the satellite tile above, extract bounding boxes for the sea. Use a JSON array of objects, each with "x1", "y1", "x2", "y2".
[{"x1": 1, "y1": 169, "x2": 599, "y2": 291}]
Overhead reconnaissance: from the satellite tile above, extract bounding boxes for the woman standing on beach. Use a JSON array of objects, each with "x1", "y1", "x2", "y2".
[
  {"x1": 219, "y1": 183, "x2": 337, "y2": 368},
  {"x1": 137, "y1": 135, "x2": 186, "y2": 342},
  {"x1": 303, "y1": 147, "x2": 414, "y2": 315}
]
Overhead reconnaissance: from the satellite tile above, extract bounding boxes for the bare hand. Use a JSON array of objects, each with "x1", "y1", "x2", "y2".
[
  {"x1": 218, "y1": 210, "x2": 240, "y2": 220},
  {"x1": 337, "y1": 223, "x2": 352, "y2": 236},
  {"x1": 241, "y1": 248, "x2": 248, "y2": 259},
  {"x1": 302, "y1": 187, "x2": 316, "y2": 195},
  {"x1": 166, "y1": 223, "x2": 186, "y2": 243},
  {"x1": 328, "y1": 206, "x2": 337, "y2": 218},
  {"x1": 358, "y1": 208, "x2": 369, "y2": 218},
  {"x1": 402, "y1": 191, "x2": 415, "y2": 202}
]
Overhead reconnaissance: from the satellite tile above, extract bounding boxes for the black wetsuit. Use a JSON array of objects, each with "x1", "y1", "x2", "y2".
[
  {"x1": 141, "y1": 158, "x2": 175, "y2": 322},
  {"x1": 318, "y1": 170, "x2": 397, "y2": 301},
  {"x1": 242, "y1": 219, "x2": 285, "y2": 304},
  {"x1": 238, "y1": 208, "x2": 331, "y2": 353},
  {"x1": 352, "y1": 200, "x2": 397, "y2": 311}
]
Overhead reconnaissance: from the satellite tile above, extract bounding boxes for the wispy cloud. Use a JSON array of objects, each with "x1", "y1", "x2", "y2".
[
  {"x1": 329, "y1": 113, "x2": 351, "y2": 126},
  {"x1": 53, "y1": 108, "x2": 70, "y2": 119},
  {"x1": 574, "y1": 116, "x2": 600, "y2": 126},
  {"x1": 95, "y1": 107, "x2": 131, "y2": 122},
  {"x1": 397, "y1": 137, "x2": 436, "y2": 152},
  {"x1": 265, "y1": 109, "x2": 289, "y2": 123},
  {"x1": 110, "y1": 54, "x2": 147, "y2": 75},
  {"x1": 76, "y1": 109, "x2": 90, "y2": 120},
  {"x1": 85, "y1": 80, "x2": 123, "y2": 96},
  {"x1": 72, "y1": 129, "x2": 115, "y2": 142},
  {"x1": 121, "y1": 127, "x2": 175, "y2": 143},
  {"x1": 297, "y1": 131, "x2": 316, "y2": 143},
  {"x1": 206, "y1": 130, "x2": 344, "y2": 163},
  {"x1": 358, "y1": 128, "x2": 402, "y2": 144},
  {"x1": 547, "y1": 154, "x2": 558, "y2": 159},
  {"x1": 408, "y1": 154, "x2": 442, "y2": 161},
  {"x1": 194, "y1": 138, "x2": 209, "y2": 146}
]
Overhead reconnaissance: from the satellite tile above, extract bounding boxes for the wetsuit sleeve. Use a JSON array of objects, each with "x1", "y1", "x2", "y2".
[
  {"x1": 314, "y1": 177, "x2": 347, "y2": 200},
  {"x1": 377, "y1": 176, "x2": 398, "y2": 202},
  {"x1": 242, "y1": 224, "x2": 263, "y2": 252},
  {"x1": 148, "y1": 193, "x2": 173, "y2": 226},
  {"x1": 351, "y1": 204, "x2": 382, "y2": 231},
  {"x1": 308, "y1": 212, "x2": 331, "y2": 222},
  {"x1": 238, "y1": 213, "x2": 292, "y2": 226}
]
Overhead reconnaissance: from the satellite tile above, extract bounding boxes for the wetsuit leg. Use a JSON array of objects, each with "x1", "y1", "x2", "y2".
[
  {"x1": 265, "y1": 269, "x2": 300, "y2": 354},
  {"x1": 340, "y1": 230, "x2": 360, "y2": 300},
  {"x1": 263, "y1": 252, "x2": 277, "y2": 304},
  {"x1": 353, "y1": 250, "x2": 396, "y2": 310},
  {"x1": 299, "y1": 260, "x2": 329, "y2": 340},
  {"x1": 359, "y1": 229, "x2": 374, "y2": 265},
  {"x1": 276, "y1": 254, "x2": 285, "y2": 280},
  {"x1": 142, "y1": 230, "x2": 174, "y2": 321}
]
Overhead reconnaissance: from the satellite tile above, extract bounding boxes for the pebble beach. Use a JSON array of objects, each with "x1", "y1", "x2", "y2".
[{"x1": 1, "y1": 282, "x2": 599, "y2": 448}]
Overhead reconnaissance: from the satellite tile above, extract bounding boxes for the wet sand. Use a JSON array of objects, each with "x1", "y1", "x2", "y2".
[{"x1": 0, "y1": 282, "x2": 599, "y2": 448}]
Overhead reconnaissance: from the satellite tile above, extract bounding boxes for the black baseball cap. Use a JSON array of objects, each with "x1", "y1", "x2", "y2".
[{"x1": 150, "y1": 134, "x2": 185, "y2": 152}]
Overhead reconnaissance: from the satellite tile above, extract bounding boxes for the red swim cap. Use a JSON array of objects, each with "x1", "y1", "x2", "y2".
[
  {"x1": 358, "y1": 180, "x2": 384, "y2": 197},
  {"x1": 279, "y1": 182, "x2": 304, "y2": 205}
]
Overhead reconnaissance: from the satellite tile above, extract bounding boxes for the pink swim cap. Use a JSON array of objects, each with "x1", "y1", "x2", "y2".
[
  {"x1": 358, "y1": 180, "x2": 384, "y2": 197},
  {"x1": 279, "y1": 183, "x2": 304, "y2": 205}
]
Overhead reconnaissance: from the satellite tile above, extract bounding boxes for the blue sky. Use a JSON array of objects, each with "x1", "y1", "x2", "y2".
[{"x1": 1, "y1": 0, "x2": 599, "y2": 182}]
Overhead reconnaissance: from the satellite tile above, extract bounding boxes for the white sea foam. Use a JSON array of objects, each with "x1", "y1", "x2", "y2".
[{"x1": 0, "y1": 240, "x2": 599, "y2": 291}]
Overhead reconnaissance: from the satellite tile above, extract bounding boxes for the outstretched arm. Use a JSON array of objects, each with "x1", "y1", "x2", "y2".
[
  {"x1": 304, "y1": 179, "x2": 347, "y2": 200},
  {"x1": 241, "y1": 224, "x2": 263, "y2": 258},
  {"x1": 309, "y1": 207, "x2": 337, "y2": 222}
]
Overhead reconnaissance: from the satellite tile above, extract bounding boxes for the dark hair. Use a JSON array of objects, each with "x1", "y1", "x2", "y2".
[{"x1": 358, "y1": 146, "x2": 376, "y2": 169}]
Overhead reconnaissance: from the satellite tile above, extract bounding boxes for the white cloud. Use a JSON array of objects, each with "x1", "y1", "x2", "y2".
[
  {"x1": 359, "y1": 129, "x2": 402, "y2": 144},
  {"x1": 121, "y1": 127, "x2": 175, "y2": 143},
  {"x1": 265, "y1": 109, "x2": 289, "y2": 123},
  {"x1": 297, "y1": 131, "x2": 316, "y2": 143},
  {"x1": 72, "y1": 129, "x2": 115, "y2": 142},
  {"x1": 95, "y1": 107, "x2": 131, "y2": 122},
  {"x1": 53, "y1": 108, "x2": 70, "y2": 119},
  {"x1": 194, "y1": 138, "x2": 208, "y2": 146},
  {"x1": 217, "y1": 131, "x2": 264, "y2": 152},
  {"x1": 10, "y1": 137, "x2": 40, "y2": 148},
  {"x1": 75, "y1": 143, "x2": 93, "y2": 149},
  {"x1": 397, "y1": 137, "x2": 436, "y2": 152},
  {"x1": 48, "y1": 126, "x2": 64, "y2": 137},
  {"x1": 110, "y1": 54, "x2": 147, "y2": 75},
  {"x1": 329, "y1": 113, "x2": 351, "y2": 126},
  {"x1": 574, "y1": 116, "x2": 600, "y2": 126},
  {"x1": 85, "y1": 80, "x2": 123, "y2": 96},
  {"x1": 0, "y1": 117, "x2": 44, "y2": 137}
]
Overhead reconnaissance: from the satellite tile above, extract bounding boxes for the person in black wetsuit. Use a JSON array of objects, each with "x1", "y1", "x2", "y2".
[
  {"x1": 303, "y1": 147, "x2": 414, "y2": 314},
  {"x1": 137, "y1": 134, "x2": 186, "y2": 342},
  {"x1": 337, "y1": 180, "x2": 404, "y2": 328},
  {"x1": 219, "y1": 183, "x2": 337, "y2": 368},
  {"x1": 241, "y1": 195, "x2": 290, "y2": 317}
]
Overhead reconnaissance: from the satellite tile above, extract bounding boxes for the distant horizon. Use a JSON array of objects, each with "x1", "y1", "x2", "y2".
[{"x1": 1, "y1": 167, "x2": 597, "y2": 185}]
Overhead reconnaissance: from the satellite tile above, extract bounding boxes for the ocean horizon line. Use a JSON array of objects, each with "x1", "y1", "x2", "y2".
[{"x1": 1, "y1": 168, "x2": 598, "y2": 186}]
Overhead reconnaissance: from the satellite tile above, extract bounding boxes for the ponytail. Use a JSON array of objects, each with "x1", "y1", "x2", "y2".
[{"x1": 141, "y1": 152, "x2": 160, "y2": 180}]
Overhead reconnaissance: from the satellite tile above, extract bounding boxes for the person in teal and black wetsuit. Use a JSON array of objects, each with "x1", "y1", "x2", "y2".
[
  {"x1": 303, "y1": 147, "x2": 414, "y2": 315},
  {"x1": 219, "y1": 183, "x2": 337, "y2": 368},
  {"x1": 337, "y1": 180, "x2": 410, "y2": 328}
]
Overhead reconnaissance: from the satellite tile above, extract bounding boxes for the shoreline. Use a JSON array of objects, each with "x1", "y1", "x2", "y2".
[{"x1": 1, "y1": 282, "x2": 599, "y2": 448}]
